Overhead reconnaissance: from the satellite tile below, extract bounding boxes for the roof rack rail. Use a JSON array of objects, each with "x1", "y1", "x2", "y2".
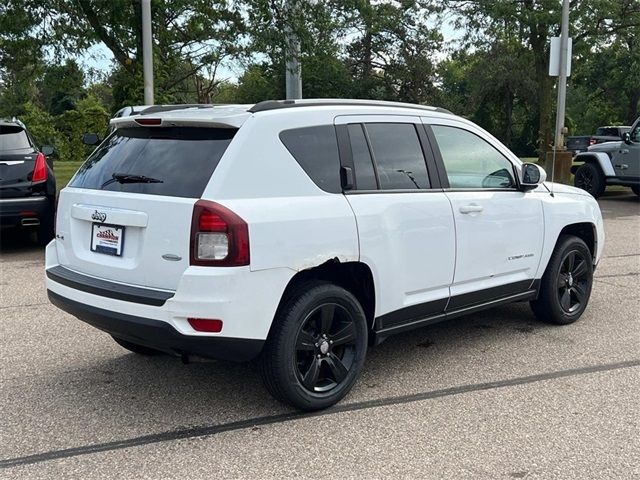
[
  {"x1": 248, "y1": 99, "x2": 452, "y2": 115},
  {"x1": 140, "y1": 104, "x2": 217, "y2": 115}
]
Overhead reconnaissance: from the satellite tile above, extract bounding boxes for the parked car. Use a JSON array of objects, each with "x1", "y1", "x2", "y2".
[
  {"x1": 46, "y1": 100, "x2": 604, "y2": 410},
  {"x1": 572, "y1": 117, "x2": 640, "y2": 198},
  {"x1": 566, "y1": 125, "x2": 631, "y2": 154},
  {"x1": 0, "y1": 118, "x2": 56, "y2": 244}
]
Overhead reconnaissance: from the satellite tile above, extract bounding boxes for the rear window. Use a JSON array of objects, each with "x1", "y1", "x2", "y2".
[
  {"x1": 279, "y1": 125, "x2": 341, "y2": 193},
  {"x1": 595, "y1": 127, "x2": 621, "y2": 137},
  {"x1": 69, "y1": 127, "x2": 236, "y2": 198},
  {"x1": 0, "y1": 125, "x2": 33, "y2": 153}
]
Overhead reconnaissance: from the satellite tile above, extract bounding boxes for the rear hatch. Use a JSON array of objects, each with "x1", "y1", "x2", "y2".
[
  {"x1": 56, "y1": 125, "x2": 236, "y2": 291},
  {"x1": 0, "y1": 125, "x2": 39, "y2": 198}
]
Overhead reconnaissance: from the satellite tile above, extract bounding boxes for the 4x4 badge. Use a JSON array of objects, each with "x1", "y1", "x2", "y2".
[{"x1": 91, "y1": 210, "x2": 107, "y2": 223}]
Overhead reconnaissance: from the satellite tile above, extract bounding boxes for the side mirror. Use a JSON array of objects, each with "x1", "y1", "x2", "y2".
[
  {"x1": 520, "y1": 163, "x2": 547, "y2": 191},
  {"x1": 41, "y1": 145, "x2": 54, "y2": 156},
  {"x1": 82, "y1": 133, "x2": 100, "y2": 146},
  {"x1": 622, "y1": 132, "x2": 632, "y2": 144}
]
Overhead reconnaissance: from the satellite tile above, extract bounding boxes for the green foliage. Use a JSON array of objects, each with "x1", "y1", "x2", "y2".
[{"x1": 0, "y1": 0, "x2": 638, "y2": 163}]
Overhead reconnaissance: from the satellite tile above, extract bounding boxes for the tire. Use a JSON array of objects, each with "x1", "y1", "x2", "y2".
[
  {"x1": 632, "y1": 185, "x2": 640, "y2": 196},
  {"x1": 530, "y1": 235, "x2": 593, "y2": 325},
  {"x1": 260, "y1": 281, "x2": 368, "y2": 411},
  {"x1": 574, "y1": 162, "x2": 606, "y2": 198},
  {"x1": 112, "y1": 336, "x2": 163, "y2": 356}
]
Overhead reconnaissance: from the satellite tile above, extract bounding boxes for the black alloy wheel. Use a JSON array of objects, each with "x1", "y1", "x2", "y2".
[
  {"x1": 556, "y1": 249, "x2": 590, "y2": 315},
  {"x1": 260, "y1": 281, "x2": 368, "y2": 411},
  {"x1": 574, "y1": 163, "x2": 605, "y2": 198},
  {"x1": 295, "y1": 303, "x2": 357, "y2": 393},
  {"x1": 530, "y1": 235, "x2": 593, "y2": 325}
]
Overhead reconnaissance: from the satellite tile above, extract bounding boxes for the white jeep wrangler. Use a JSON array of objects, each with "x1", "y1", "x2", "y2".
[{"x1": 46, "y1": 100, "x2": 604, "y2": 410}]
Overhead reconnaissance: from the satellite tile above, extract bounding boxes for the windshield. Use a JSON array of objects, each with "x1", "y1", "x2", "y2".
[{"x1": 69, "y1": 127, "x2": 236, "y2": 198}]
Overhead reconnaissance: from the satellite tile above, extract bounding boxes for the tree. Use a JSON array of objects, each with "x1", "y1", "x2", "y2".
[
  {"x1": 39, "y1": 60, "x2": 85, "y2": 115},
  {"x1": 445, "y1": 0, "x2": 640, "y2": 160}
]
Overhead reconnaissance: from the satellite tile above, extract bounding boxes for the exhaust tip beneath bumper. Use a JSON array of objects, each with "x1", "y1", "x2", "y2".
[{"x1": 21, "y1": 218, "x2": 40, "y2": 227}]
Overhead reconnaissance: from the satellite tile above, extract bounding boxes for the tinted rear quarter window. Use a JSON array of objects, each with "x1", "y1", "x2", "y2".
[
  {"x1": 0, "y1": 126, "x2": 33, "y2": 153},
  {"x1": 365, "y1": 123, "x2": 430, "y2": 190},
  {"x1": 69, "y1": 127, "x2": 235, "y2": 198},
  {"x1": 279, "y1": 125, "x2": 341, "y2": 193}
]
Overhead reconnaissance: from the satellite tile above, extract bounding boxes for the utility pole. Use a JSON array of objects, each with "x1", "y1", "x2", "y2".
[
  {"x1": 141, "y1": 0, "x2": 154, "y2": 105},
  {"x1": 285, "y1": 0, "x2": 302, "y2": 100},
  {"x1": 554, "y1": 0, "x2": 570, "y2": 149}
]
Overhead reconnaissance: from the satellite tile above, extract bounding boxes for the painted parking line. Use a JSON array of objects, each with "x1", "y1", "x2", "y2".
[{"x1": 2, "y1": 359, "x2": 639, "y2": 469}]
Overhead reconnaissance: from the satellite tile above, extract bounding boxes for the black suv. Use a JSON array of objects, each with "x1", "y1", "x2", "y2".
[{"x1": 0, "y1": 118, "x2": 56, "y2": 244}]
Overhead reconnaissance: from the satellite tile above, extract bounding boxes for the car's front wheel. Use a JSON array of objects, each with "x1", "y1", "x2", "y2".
[
  {"x1": 631, "y1": 185, "x2": 640, "y2": 196},
  {"x1": 530, "y1": 235, "x2": 593, "y2": 325},
  {"x1": 260, "y1": 281, "x2": 368, "y2": 411},
  {"x1": 574, "y1": 162, "x2": 606, "y2": 198}
]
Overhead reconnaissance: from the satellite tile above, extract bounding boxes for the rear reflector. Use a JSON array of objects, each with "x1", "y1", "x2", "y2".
[
  {"x1": 32, "y1": 152, "x2": 47, "y2": 182},
  {"x1": 188, "y1": 318, "x2": 223, "y2": 333}
]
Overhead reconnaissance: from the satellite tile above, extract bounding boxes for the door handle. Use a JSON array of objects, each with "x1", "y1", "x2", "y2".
[
  {"x1": 620, "y1": 149, "x2": 629, "y2": 154},
  {"x1": 459, "y1": 204, "x2": 484, "y2": 214}
]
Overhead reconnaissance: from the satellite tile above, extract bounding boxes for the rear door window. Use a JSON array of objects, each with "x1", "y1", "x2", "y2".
[
  {"x1": 364, "y1": 123, "x2": 430, "y2": 190},
  {"x1": 69, "y1": 127, "x2": 236, "y2": 198},
  {"x1": 0, "y1": 126, "x2": 33, "y2": 153},
  {"x1": 347, "y1": 124, "x2": 378, "y2": 190}
]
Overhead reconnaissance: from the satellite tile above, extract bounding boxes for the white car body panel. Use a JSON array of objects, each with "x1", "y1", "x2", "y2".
[
  {"x1": 46, "y1": 101, "x2": 605, "y2": 352},
  {"x1": 445, "y1": 190, "x2": 544, "y2": 296}
]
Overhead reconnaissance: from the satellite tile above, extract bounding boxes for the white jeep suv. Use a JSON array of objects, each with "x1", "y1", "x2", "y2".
[{"x1": 46, "y1": 100, "x2": 604, "y2": 410}]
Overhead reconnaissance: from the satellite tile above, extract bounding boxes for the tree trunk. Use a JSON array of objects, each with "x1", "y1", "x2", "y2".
[
  {"x1": 531, "y1": 33, "x2": 553, "y2": 163},
  {"x1": 503, "y1": 88, "x2": 514, "y2": 147},
  {"x1": 628, "y1": 89, "x2": 639, "y2": 124}
]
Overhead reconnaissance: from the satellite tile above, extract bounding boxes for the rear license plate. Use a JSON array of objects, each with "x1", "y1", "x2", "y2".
[{"x1": 91, "y1": 223, "x2": 125, "y2": 256}]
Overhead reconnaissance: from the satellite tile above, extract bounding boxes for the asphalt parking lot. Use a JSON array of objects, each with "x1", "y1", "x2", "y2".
[{"x1": 1, "y1": 193, "x2": 638, "y2": 479}]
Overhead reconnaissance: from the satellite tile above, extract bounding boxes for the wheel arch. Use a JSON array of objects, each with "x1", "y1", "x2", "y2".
[
  {"x1": 571, "y1": 152, "x2": 615, "y2": 176},
  {"x1": 557, "y1": 222, "x2": 597, "y2": 260},
  {"x1": 272, "y1": 259, "x2": 376, "y2": 341}
]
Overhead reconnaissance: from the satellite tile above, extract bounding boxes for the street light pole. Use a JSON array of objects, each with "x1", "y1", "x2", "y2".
[
  {"x1": 554, "y1": 0, "x2": 570, "y2": 149},
  {"x1": 141, "y1": 0, "x2": 154, "y2": 105}
]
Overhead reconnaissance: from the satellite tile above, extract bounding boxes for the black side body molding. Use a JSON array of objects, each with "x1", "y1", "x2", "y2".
[
  {"x1": 374, "y1": 280, "x2": 540, "y2": 342},
  {"x1": 46, "y1": 266, "x2": 174, "y2": 307}
]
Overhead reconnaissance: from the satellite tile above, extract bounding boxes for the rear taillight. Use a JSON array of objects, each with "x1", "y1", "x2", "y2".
[
  {"x1": 589, "y1": 139, "x2": 597, "y2": 146},
  {"x1": 32, "y1": 153, "x2": 47, "y2": 183},
  {"x1": 190, "y1": 200, "x2": 249, "y2": 267}
]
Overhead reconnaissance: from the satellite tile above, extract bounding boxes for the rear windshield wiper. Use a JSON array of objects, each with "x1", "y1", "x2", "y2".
[
  {"x1": 101, "y1": 173, "x2": 164, "y2": 188},
  {"x1": 112, "y1": 173, "x2": 163, "y2": 184}
]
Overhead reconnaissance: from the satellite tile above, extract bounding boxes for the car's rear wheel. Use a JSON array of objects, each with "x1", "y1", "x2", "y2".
[
  {"x1": 260, "y1": 281, "x2": 368, "y2": 411},
  {"x1": 112, "y1": 336, "x2": 163, "y2": 356},
  {"x1": 530, "y1": 235, "x2": 593, "y2": 325},
  {"x1": 631, "y1": 185, "x2": 640, "y2": 196},
  {"x1": 574, "y1": 162, "x2": 606, "y2": 198}
]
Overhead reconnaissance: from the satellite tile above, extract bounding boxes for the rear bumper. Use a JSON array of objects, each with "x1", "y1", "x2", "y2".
[
  {"x1": 45, "y1": 240, "x2": 295, "y2": 360},
  {"x1": 48, "y1": 290, "x2": 264, "y2": 362},
  {"x1": 0, "y1": 195, "x2": 52, "y2": 228}
]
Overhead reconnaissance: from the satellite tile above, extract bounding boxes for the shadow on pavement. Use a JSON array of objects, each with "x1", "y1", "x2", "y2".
[{"x1": 0, "y1": 228, "x2": 43, "y2": 256}]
